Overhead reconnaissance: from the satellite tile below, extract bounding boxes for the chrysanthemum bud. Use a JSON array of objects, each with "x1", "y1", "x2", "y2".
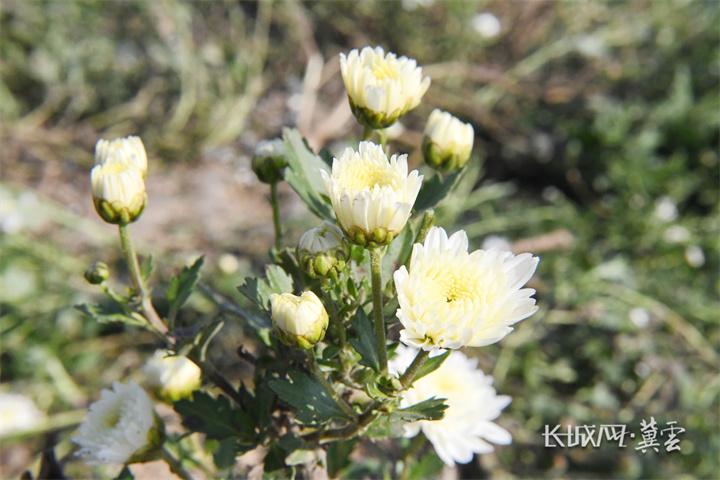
[
  {"x1": 422, "y1": 110, "x2": 474, "y2": 172},
  {"x1": 270, "y1": 291, "x2": 329, "y2": 349},
  {"x1": 73, "y1": 382, "x2": 164, "y2": 465},
  {"x1": 340, "y1": 46, "x2": 430, "y2": 129},
  {"x1": 143, "y1": 351, "x2": 202, "y2": 402},
  {"x1": 84, "y1": 261, "x2": 110, "y2": 285},
  {"x1": 252, "y1": 138, "x2": 287, "y2": 184},
  {"x1": 297, "y1": 221, "x2": 349, "y2": 279},
  {"x1": 321, "y1": 142, "x2": 423, "y2": 247},
  {"x1": 95, "y1": 136, "x2": 148, "y2": 178},
  {"x1": 90, "y1": 161, "x2": 147, "y2": 225}
]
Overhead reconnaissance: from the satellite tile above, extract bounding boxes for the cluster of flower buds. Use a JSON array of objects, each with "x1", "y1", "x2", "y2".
[{"x1": 297, "y1": 221, "x2": 349, "y2": 279}]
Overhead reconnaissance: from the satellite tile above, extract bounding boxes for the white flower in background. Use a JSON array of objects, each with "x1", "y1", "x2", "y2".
[
  {"x1": 297, "y1": 221, "x2": 349, "y2": 279},
  {"x1": 685, "y1": 245, "x2": 705, "y2": 268},
  {"x1": 321, "y1": 141, "x2": 423, "y2": 246},
  {"x1": 654, "y1": 196, "x2": 678, "y2": 222},
  {"x1": 482, "y1": 235, "x2": 512, "y2": 252},
  {"x1": 390, "y1": 346, "x2": 512, "y2": 466},
  {"x1": 394, "y1": 227, "x2": 539, "y2": 351},
  {"x1": 95, "y1": 136, "x2": 148, "y2": 177},
  {"x1": 423, "y1": 109, "x2": 474, "y2": 171},
  {"x1": 401, "y1": 0, "x2": 435, "y2": 11},
  {"x1": 471, "y1": 12, "x2": 501, "y2": 39},
  {"x1": 663, "y1": 225, "x2": 690, "y2": 244},
  {"x1": 270, "y1": 291, "x2": 329, "y2": 349},
  {"x1": 73, "y1": 382, "x2": 162, "y2": 465},
  {"x1": 0, "y1": 393, "x2": 45, "y2": 436},
  {"x1": 91, "y1": 161, "x2": 147, "y2": 225},
  {"x1": 340, "y1": 46, "x2": 431, "y2": 128},
  {"x1": 629, "y1": 307, "x2": 650, "y2": 328},
  {"x1": 143, "y1": 351, "x2": 202, "y2": 402},
  {"x1": 252, "y1": 138, "x2": 287, "y2": 184}
]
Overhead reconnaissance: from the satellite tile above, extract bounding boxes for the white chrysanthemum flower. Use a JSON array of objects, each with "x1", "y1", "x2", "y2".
[
  {"x1": 390, "y1": 346, "x2": 512, "y2": 466},
  {"x1": 471, "y1": 13, "x2": 502, "y2": 39},
  {"x1": 394, "y1": 227, "x2": 539, "y2": 351},
  {"x1": 73, "y1": 382, "x2": 162, "y2": 465},
  {"x1": 95, "y1": 136, "x2": 148, "y2": 177},
  {"x1": 270, "y1": 291, "x2": 329, "y2": 349},
  {"x1": 654, "y1": 196, "x2": 678, "y2": 222},
  {"x1": 340, "y1": 46, "x2": 431, "y2": 128},
  {"x1": 143, "y1": 351, "x2": 202, "y2": 402},
  {"x1": 422, "y1": 109, "x2": 474, "y2": 171},
  {"x1": 0, "y1": 393, "x2": 45, "y2": 436},
  {"x1": 90, "y1": 161, "x2": 147, "y2": 225},
  {"x1": 321, "y1": 141, "x2": 423, "y2": 246}
]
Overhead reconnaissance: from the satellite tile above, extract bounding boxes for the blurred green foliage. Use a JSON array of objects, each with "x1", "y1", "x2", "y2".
[{"x1": 1, "y1": 0, "x2": 718, "y2": 478}]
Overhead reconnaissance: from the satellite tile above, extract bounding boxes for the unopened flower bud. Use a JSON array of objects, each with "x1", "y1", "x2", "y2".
[
  {"x1": 297, "y1": 221, "x2": 349, "y2": 279},
  {"x1": 143, "y1": 351, "x2": 202, "y2": 402},
  {"x1": 252, "y1": 138, "x2": 287, "y2": 184},
  {"x1": 95, "y1": 136, "x2": 148, "y2": 178},
  {"x1": 422, "y1": 109, "x2": 474, "y2": 172},
  {"x1": 91, "y1": 161, "x2": 147, "y2": 225},
  {"x1": 270, "y1": 291, "x2": 328, "y2": 349},
  {"x1": 84, "y1": 261, "x2": 110, "y2": 285}
]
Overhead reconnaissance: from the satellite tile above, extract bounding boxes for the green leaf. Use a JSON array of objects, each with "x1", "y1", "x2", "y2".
[
  {"x1": 75, "y1": 303, "x2": 146, "y2": 328},
  {"x1": 114, "y1": 466, "x2": 134, "y2": 480},
  {"x1": 268, "y1": 370, "x2": 351, "y2": 424},
  {"x1": 140, "y1": 254, "x2": 154, "y2": 283},
  {"x1": 393, "y1": 397, "x2": 447, "y2": 422},
  {"x1": 413, "y1": 350, "x2": 450, "y2": 382},
  {"x1": 349, "y1": 308, "x2": 380, "y2": 372},
  {"x1": 405, "y1": 451, "x2": 444, "y2": 480},
  {"x1": 213, "y1": 437, "x2": 252, "y2": 469},
  {"x1": 166, "y1": 257, "x2": 204, "y2": 314},
  {"x1": 414, "y1": 168, "x2": 468, "y2": 212},
  {"x1": 282, "y1": 127, "x2": 334, "y2": 220},
  {"x1": 327, "y1": 440, "x2": 356, "y2": 478},
  {"x1": 238, "y1": 265, "x2": 293, "y2": 311},
  {"x1": 174, "y1": 392, "x2": 255, "y2": 440},
  {"x1": 382, "y1": 222, "x2": 415, "y2": 282}
]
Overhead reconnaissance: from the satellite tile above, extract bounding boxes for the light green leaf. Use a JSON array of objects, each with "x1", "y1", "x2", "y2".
[
  {"x1": 166, "y1": 257, "x2": 204, "y2": 315},
  {"x1": 75, "y1": 303, "x2": 146, "y2": 328}
]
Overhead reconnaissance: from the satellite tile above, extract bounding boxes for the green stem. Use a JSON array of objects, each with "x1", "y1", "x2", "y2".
[
  {"x1": 362, "y1": 124, "x2": 374, "y2": 141},
  {"x1": 161, "y1": 446, "x2": 194, "y2": 480},
  {"x1": 118, "y1": 224, "x2": 168, "y2": 335},
  {"x1": 307, "y1": 352, "x2": 357, "y2": 420},
  {"x1": 270, "y1": 182, "x2": 282, "y2": 249},
  {"x1": 399, "y1": 349, "x2": 429, "y2": 388},
  {"x1": 369, "y1": 248, "x2": 388, "y2": 373},
  {"x1": 415, "y1": 209, "x2": 435, "y2": 245}
]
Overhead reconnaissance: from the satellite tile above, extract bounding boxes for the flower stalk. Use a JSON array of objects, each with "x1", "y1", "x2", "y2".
[
  {"x1": 118, "y1": 224, "x2": 168, "y2": 335},
  {"x1": 370, "y1": 248, "x2": 388, "y2": 373},
  {"x1": 270, "y1": 182, "x2": 282, "y2": 249}
]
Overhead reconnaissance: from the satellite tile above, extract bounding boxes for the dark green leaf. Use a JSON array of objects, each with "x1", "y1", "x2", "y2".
[
  {"x1": 394, "y1": 397, "x2": 447, "y2": 422},
  {"x1": 114, "y1": 466, "x2": 134, "y2": 480},
  {"x1": 414, "y1": 168, "x2": 467, "y2": 212},
  {"x1": 174, "y1": 392, "x2": 255, "y2": 440},
  {"x1": 238, "y1": 265, "x2": 293, "y2": 311},
  {"x1": 166, "y1": 257, "x2": 204, "y2": 314},
  {"x1": 282, "y1": 128, "x2": 334, "y2": 219},
  {"x1": 327, "y1": 440, "x2": 356, "y2": 477},
  {"x1": 349, "y1": 308, "x2": 380, "y2": 372},
  {"x1": 268, "y1": 370, "x2": 351, "y2": 424},
  {"x1": 213, "y1": 437, "x2": 252, "y2": 469},
  {"x1": 413, "y1": 350, "x2": 450, "y2": 382}
]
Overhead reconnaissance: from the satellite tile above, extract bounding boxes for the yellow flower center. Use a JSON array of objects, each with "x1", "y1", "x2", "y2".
[
  {"x1": 102, "y1": 161, "x2": 132, "y2": 175},
  {"x1": 437, "y1": 271, "x2": 476, "y2": 303},
  {"x1": 103, "y1": 407, "x2": 122, "y2": 428},
  {"x1": 341, "y1": 162, "x2": 398, "y2": 192},
  {"x1": 371, "y1": 58, "x2": 400, "y2": 81}
]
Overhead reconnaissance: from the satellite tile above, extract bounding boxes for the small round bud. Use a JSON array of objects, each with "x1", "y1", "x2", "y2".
[
  {"x1": 252, "y1": 138, "x2": 287, "y2": 184},
  {"x1": 270, "y1": 291, "x2": 329, "y2": 350},
  {"x1": 90, "y1": 161, "x2": 147, "y2": 225},
  {"x1": 297, "y1": 221, "x2": 349, "y2": 279},
  {"x1": 422, "y1": 109, "x2": 474, "y2": 172},
  {"x1": 85, "y1": 261, "x2": 110, "y2": 285}
]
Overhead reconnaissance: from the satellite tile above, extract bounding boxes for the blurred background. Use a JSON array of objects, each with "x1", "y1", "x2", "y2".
[{"x1": 1, "y1": 0, "x2": 718, "y2": 478}]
